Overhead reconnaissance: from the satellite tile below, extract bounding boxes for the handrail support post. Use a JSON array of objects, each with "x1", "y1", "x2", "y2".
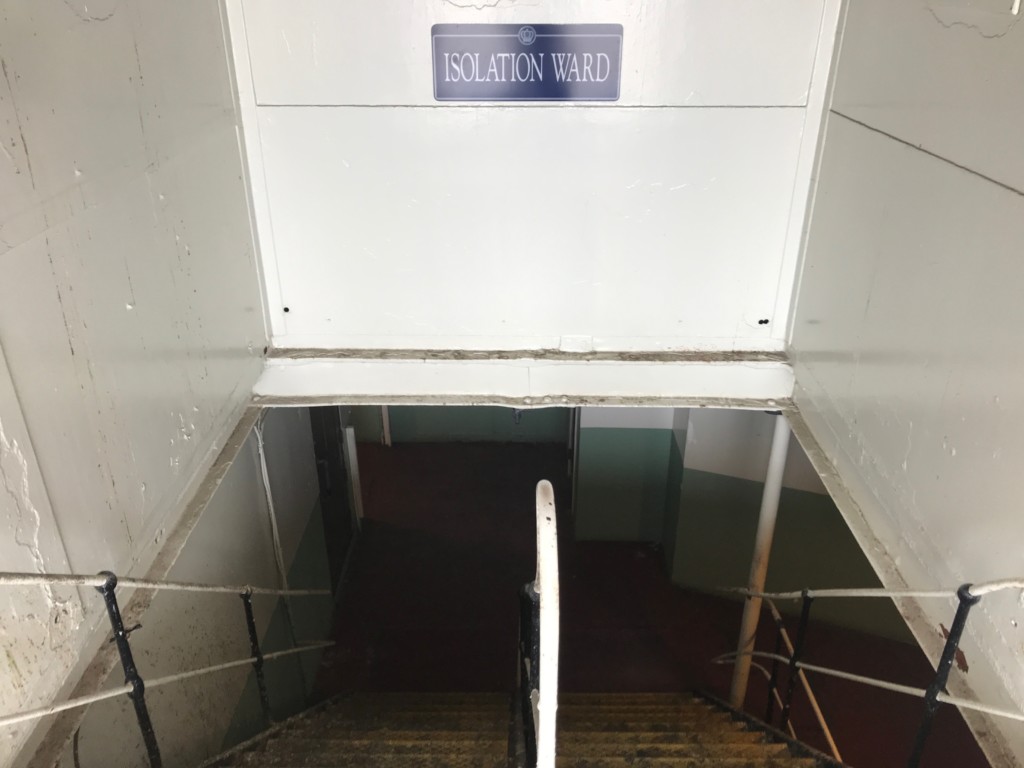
[
  {"x1": 241, "y1": 590, "x2": 273, "y2": 725},
  {"x1": 765, "y1": 620, "x2": 784, "y2": 724},
  {"x1": 96, "y1": 571, "x2": 162, "y2": 768},
  {"x1": 779, "y1": 590, "x2": 814, "y2": 730},
  {"x1": 907, "y1": 584, "x2": 981, "y2": 768}
]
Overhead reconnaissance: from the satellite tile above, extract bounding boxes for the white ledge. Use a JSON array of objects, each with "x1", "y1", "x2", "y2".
[{"x1": 252, "y1": 352, "x2": 795, "y2": 406}]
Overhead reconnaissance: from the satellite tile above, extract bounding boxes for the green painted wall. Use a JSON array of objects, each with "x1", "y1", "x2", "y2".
[
  {"x1": 574, "y1": 428, "x2": 673, "y2": 542},
  {"x1": 661, "y1": 433, "x2": 685, "y2": 572},
  {"x1": 223, "y1": 498, "x2": 335, "y2": 749},
  {"x1": 388, "y1": 406, "x2": 569, "y2": 443},
  {"x1": 347, "y1": 405, "x2": 384, "y2": 443},
  {"x1": 671, "y1": 469, "x2": 913, "y2": 642}
]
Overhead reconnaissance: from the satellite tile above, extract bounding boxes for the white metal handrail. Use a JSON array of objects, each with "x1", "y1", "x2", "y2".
[
  {"x1": 0, "y1": 571, "x2": 331, "y2": 597},
  {"x1": 0, "y1": 642, "x2": 333, "y2": 730},
  {"x1": 533, "y1": 480, "x2": 560, "y2": 768}
]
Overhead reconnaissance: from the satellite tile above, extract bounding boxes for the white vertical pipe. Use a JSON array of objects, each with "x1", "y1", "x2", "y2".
[
  {"x1": 729, "y1": 414, "x2": 791, "y2": 708},
  {"x1": 380, "y1": 405, "x2": 392, "y2": 447},
  {"x1": 343, "y1": 426, "x2": 365, "y2": 529}
]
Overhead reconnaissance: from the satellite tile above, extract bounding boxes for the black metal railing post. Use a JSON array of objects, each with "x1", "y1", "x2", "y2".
[
  {"x1": 765, "y1": 619, "x2": 784, "y2": 724},
  {"x1": 240, "y1": 590, "x2": 273, "y2": 725},
  {"x1": 907, "y1": 584, "x2": 981, "y2": 768},
  {"x1": 779, "y1": 589, "x2": 814, "y2": 731},
  {"x1": 96, "y1": 571, "x2": 162, "y2": 768},
  {"x1": 518, "y1": 582, "x2": 541, "y2": 768}
]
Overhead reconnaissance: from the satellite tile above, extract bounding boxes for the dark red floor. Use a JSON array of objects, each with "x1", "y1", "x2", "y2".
[{"x1": 313, "y1": 442, "x2": 988, "y2": 768}]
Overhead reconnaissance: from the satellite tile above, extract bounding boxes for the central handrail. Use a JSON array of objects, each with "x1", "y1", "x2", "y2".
[
  {"x1": 534, "y1": 480, "x2": 560, "y2": 768},
  {"x1": 518, "y1": 480, "x2": 559, "y2": 768}
]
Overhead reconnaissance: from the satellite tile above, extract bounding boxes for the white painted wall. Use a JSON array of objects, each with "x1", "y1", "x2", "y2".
[
  {"x1": 578, "y1": 407, "x2": 674, "y2": 431},
  {"x1": 0, "y1": 3, "x2": 265, "y2": 766},
  {"x1": 684, "y1": 409, "x2": 826, "y2": 494},
  {"x1": 0, "y1": 348, "x2": 83, "y2": 767},
  {"x1": 232, "y1": 0, "x2": 836, "y2": 355},
  {"x1": 790, "y1": 1, "x2": 1024, "y2": 763},
  {"x1": 57, "y1": 408, "x2": 326, "y2": 768}
]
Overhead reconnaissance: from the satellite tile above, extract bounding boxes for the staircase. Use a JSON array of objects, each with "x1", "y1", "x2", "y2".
[
  {"x1": 206, "y1": 691, "x2": 834, "y2": 768},
  {"x1": 209, "y1": 692, "x2": 510, "y2": 768},
  {"x1": 557, "y1": 693, "x2": 822, "y2": 767}
]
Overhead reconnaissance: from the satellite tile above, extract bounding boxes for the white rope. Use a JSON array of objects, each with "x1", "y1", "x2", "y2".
[
  {"x1": 969, "y1": 579, "x2": 1024, "y2": 597},
  {"x1": 0, "y1": 572, "x2": 329, "y2": 597},
  {"x1": 729, "y1": 587, "x2": 955, "y2": 600},
  {"x1": 725, "y1": 579, "x2": 1024, "y2": 601},
  {"x1": 722, "y1": 651, "x2": 1024, "y2": 723},
  {"x1": 0, "y1": 643, "x2": 333, "y2": 730},
  {"x1": 0, "y1": 684, "x2": 133, "y2": 729},
  {"x1": 145, "y1": 642, "x2": 334, "y2": 690},
  {"x1": 937, "y1": 692, "x2": 1024, "y2": 720}
]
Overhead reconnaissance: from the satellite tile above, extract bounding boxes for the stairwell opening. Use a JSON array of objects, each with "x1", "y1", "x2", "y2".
[
  {"x1": 44, "y1": 405, "x2": 992, "y2": 768},
  {"x1": 292, "y1": 404, "x2": 990, "y2": 768}
]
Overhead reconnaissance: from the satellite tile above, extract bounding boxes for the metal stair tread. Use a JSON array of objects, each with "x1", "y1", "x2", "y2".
[
  {"x1": 555, "y1": 759, "x2": 819, "y2": 768},
  {"x1": 205, "y1": 691, "x2": 828, "y2": 768},
  {"x1": 557, "y1": 720, "x2": 748, "y2": 733},
  {"x1": 557, "y1": 732, "x2": 768, "y2": 745},
  {"x1": 557, "y1": 744, "x2": 791, "y2": 759}
]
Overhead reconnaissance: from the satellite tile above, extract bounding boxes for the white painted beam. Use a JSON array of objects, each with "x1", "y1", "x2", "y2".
[{"x1": 252, "y1": 355, "x2": 794, "y2": 407}]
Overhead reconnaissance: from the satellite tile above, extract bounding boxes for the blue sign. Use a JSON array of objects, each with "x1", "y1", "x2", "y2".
[{"x1": 432, "y1": 24, "x2": 623, "y2": 102}]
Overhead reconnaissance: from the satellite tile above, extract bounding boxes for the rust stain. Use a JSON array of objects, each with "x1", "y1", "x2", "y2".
[{"x1": 940, "y1": 624, "x2": 970, "y2": 673}]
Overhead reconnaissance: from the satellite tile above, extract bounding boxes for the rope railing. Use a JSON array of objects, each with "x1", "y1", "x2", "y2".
[
  {"x1": 0, "y1": 642, "x2": 332, "y2": 730},
  {"x1": 0, "y1": 569, "x2": 333, "y2": 768},
  {"x1": 720, "y1": 578, "x2": 1024, "y2": 768},
  {"x1": 724, "y1": 577, "x2": 1024, "y2": 602},
  {"x1": 715, "y1": 650, "x2": 1024, "y2": 723},
  {"x1": 0, "y1": 571, "x2": 331, "y2": 597}
]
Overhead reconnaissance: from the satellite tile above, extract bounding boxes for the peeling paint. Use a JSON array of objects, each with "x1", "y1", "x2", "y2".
[
  {"x1": 441, "y1": 0, "x2": 524, "y2": 9},
  {"x1": 925, "y1": 2, "x2": 1020, "y2": 39},
  {"x1": 0, "y1": 420, "x2": 47, "y2": 578},
  {"x1": 0, "y1": 1, "x2": 267, "y2": 763}
]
